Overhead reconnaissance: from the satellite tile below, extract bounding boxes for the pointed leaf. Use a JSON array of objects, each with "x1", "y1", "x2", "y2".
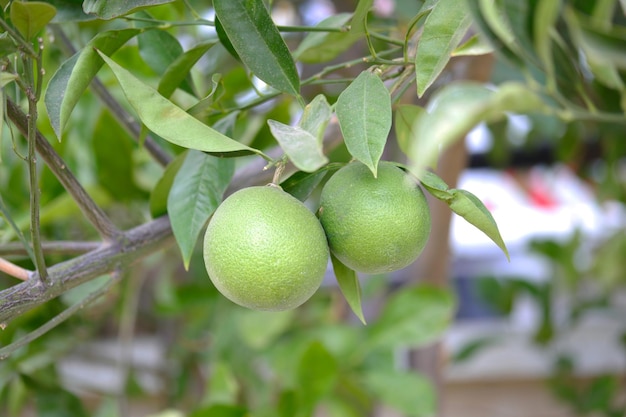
[
  {"x1": 168, "y1": 150, "x2": 234, "y2": 269},
  {"x1": 299, "y1": 94, "x2": 332, "y2": 142},
  {"x1": 213, "y1": 0, "x2": 300, "y2": 95},
  {"x1": 452, "y1": 33, "x2": 494, "y2": 56},
  {"x1": 533, "y1": 0, "x2": 562, "y2": 91},
  {"x1": 394, "y1": 104, "x2": 424, "y2": 155},
  {"x1": 331, "y1": 254, "x2": 366, "y2": 324},
  {"x1": 10, "y1": 1, "x2": 56, "y2": 40},
  {"x1": 158, "y1": 41, "x2": 216, "y2": 98},
  {"x1": 45, "y1": 28, "x2": 142, "y2": 139},
  {"x1": 363, "y1": 370, "x2": 435, "y2": 417},
  {"x1": 97, "y1": 51, "x2": 266, "y2": 157},
  {"x1": 336, "y1": 71, "x2": 391, "y2": 177},
  {"x1": 82, "y1": 0, "x2": 175, "y2": 19},
  {"x1": 418, "y1": 170, "x2": 453, "y2": 201},
  {"x1": 149, "y1": 151, "x2": 187, "y2": 218},
  {"x1": 293, "y1": 13, "x2": 356, "y2": 63},
  {"x1": 351, "y1": 0, "x2": 374, "y2": 35},
  {"x1": 367, "y1": 285, "x2": 455, "y2": 350},
  {"x1": 448, "y1": 188, "x2": 509, "y2": 260},
  {"x1": 268, "y1": 120, "x2": 328, "y2": 172},
  {"x1": 415, "y1": 0, "x2": 471, "y2": 96},
  {"x1": 409, "y1": 82, "x2": 550, "y2": 176}
]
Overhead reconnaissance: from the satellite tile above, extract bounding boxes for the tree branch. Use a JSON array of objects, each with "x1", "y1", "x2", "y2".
[
  {"x1": 0, "y1": 241, "x2": 101, "y2": 257},
  {"x1": 0, "y1": 216, "x2": 173, "y2": 325},
  {"x1": 6, "y1": 98, "x2": 122, "y2": 241}
]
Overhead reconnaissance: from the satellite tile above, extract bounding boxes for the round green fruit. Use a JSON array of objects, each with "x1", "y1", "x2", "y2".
[
  {"x1": 203, "y1": 185, "x2": 329, "y2": 311},
  {"x1": 318, "y1": 161, "x2": 431, "y2": 274}
]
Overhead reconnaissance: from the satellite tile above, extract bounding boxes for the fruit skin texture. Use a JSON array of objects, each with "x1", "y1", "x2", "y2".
[
  {"x1": 318, "y1": 161, "x2": 431, "y2": 274},
  {"x1": 203, "y1": 185, "x2": 329, "y2": 311}
]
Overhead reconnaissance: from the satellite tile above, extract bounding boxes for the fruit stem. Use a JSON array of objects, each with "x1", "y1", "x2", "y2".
[{"x1": 271, "y1": 159, "x2": 286, "y2": 185}]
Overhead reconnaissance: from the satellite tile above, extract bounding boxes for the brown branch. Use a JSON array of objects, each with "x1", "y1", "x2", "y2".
[
  {"x1": 0, "y1": 241, "x2": 102, "y2": 257},
  {"x1": 6, "y1": 98, "x2": 121, "y2": 241},
  {"x1": 0, "y1": 216, "x2": 173, "y2": 325}
]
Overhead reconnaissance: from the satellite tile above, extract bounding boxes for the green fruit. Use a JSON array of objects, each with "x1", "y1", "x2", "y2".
[
  {"x1": 203, "y1": 185, "x2": 329, "y2": 311},
  {"x1": 318, "y1": 161, "x2": 431, "y2": 274}
]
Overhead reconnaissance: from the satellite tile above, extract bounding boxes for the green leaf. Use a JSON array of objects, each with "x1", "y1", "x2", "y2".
[
  {"x1": 45, "y1": 28, "x2": 142, "y2": 140},
  {"x1": 280, "y1": 165, "x2": 336, "y2": 201},
  {"x1": 268, "y1": 121, "x2": 328, "y2": 172},
  {"x1": 93, "y1": 111, "x2": 145, "y2": 201},
  {"x1": 533, "y1": 0, "x2": 562, "y2": 92},
  {"x1": 363, "y1": 370, "x2": 435, "y2": 417},
  {"x1": 293, "y1": 13, "x2": 356, "y2": 63},
  {"x1": 213, "y1": 0, "x2": 300, "y2": 96},
  {"x1": 82, "y1": 0, "x2": 175, "y2": 19},
  {"x1": 10, "y1": 1, "x2": 56, "y2": 40},
  {"x1": 236, "y1": 310, "x2": 294, "y2": 349},
  {"x1": 415, "y1": 0, "x2": 472, "y2": 96},
  {"x1": 168, "y1": 150, "x2": 234, "y2": 269},
  {"x1": 448, "y1": 189, "x2": 510, "y2": 260},
  {"x1": 297, "y1": 341, "x2": 338, "y2": 413},
  {"x1": 367, "y1": 285, "x2": 455, "y2": 350},
  {"x1": 452, "y1": 33, "x2": 494, "y2": 57},
  {"x1": 189, "y1": 405, "x2": 247, "y2": 417},
  {"x1": 418, "y1": 170, "x2": 453, "y2": 201},
  {"x1": 158, "y1": 41, "x2": 216, "y2": 99},
  {"x1": 137, "y1": 26, "x2": 196, "y2": 97},
  {"x1": 336, "y1": 71, "x2": 391, "y2": 177},
  {"x1": 149, "y1": 151, "x2": 187, "y2": 218},
  {"x1": 0, "y1": 33, "x2": 17, "y2": 57},
  {"x1": 351, "y1": 0, "x2": 374, "y2": 35},
  {"x1": 394, "y1": 104, "x2": 424, "y2": 155},
  {"x1": 299, "y1": 94, "x2": 332, "y2": 142},
  {"x1": 187, "y1": 74, "x2": 225, "y2": 119},
  {"x1": 408, "y1": 82, "x2": 550, "y2": 176},
  {"x1": 331, "y1": 254, "x2": 366, "y2": 324},
  {"x1": 97, "y1": 51, "x2": 267, "y2": 158},
  {"x1": 204, "y1": 362, "x2": 239, "y2": 405}
]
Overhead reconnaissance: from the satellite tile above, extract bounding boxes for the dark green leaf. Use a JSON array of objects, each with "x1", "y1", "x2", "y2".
[
  {"x1": 93, "y1": 111, "x2": 145, "y2": 201},
  {"x1": 415, "y1": 0, "x2": 472, "y2": 96},
  {"x1": 47, "y1": 0, "x2": 93, "y2": 22},
  {"x1": 448, "y1": 189, "x2": 510, "y2": 260},
  {"x1": 367, "y1": 285, "x2": 455, "y2": 350},
  {"x1": 213, "y1": 0, "x2": 300, "y2": 96},
  {"x1": 0, "y1": 33, "x2": 17, "y2": 57},
  {"x1": 268, "y1": 120, "x2": 328, "y2": 172},
  {"x1": 82, "y1": 0, "x2": 175, "y2": 19},
  {"x1": 45, "y1": 28, "x2": 142, "y2": 139},
  {"x1": 336, "y1": 71, "x2": 391, "y2": 177},
  {"x1": 331, "y1": 254, "x2": 366, "y2": 324},
  {"x1": 149, "y1": 151, "x2": 187, "y2": 218},
  {"x1": 280, "y1": 166, "x2": 335, "y2": 201},
  {"x1": 293, "y1": 13, "x2": 356, "y2": 63},
  {"x1": 297, "y1": 341, "x2": 338, "y2": 413},
  {"x1": 10, "y1": 1, "x2": 56, "y2": 40},
  {"x1": 363, "y1": 370, "x2": 435, "y2": 417},
  {"x1": 394, "y1": 104, "x2": 424, "y2": 155},
  {"x1": 168, "y1": 150, "x2": 234, "y2": 269},
  {"x1": 138, "y1": 27, "x2": 196, "y2": 97},
  {"x1": 189, "y1": 404, "x2": 247, "y2": 417},
  {"x1": 215, "y1": 15, "x2": 240, "y2": 62},
  {"x1": 97, "y1": 51, "x2": 267, "y2": 158},
  {"x1": 278, "y1": 389, "x2": 298, "y2": 417},
  {"x1": 158, "y1": 41, "x2": 216, "y2": 99}
]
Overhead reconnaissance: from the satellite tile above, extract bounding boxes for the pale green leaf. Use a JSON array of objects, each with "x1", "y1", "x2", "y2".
[
  {"x1": 363, "y1": 370, "x2": 435, "y2": 417},
  {"x1": 97, "y1": 51, "x2": 267, "y2": 158},
  {"x1": 367, "y1": 285, "x2": 455, "y2": 350},
  {"x1": 236, "y1": 310, "x2": 294, "y2": 349},
  {"x1": 149, "y1": 151, "x2": 187, "y2": 218},
  {"x1": 449, "y1": 189, "x2": 509, "y2": 260},
  {"x1": 299, "y1": 94, "x2": 332, "y2": 143},
  {"x1": 268, "y1": 120, "x2": 328, "y2": 172},
  {"x1": 10, "y1": 1, "x2": 56, "y2": 40},
  {"x1": 415, "y1": 0, "x2": 472, "y2": 96},
  {"x1": 83, "y1": 0, "x2": 175, "y2": 19},
  {"x1": 394, "y1": 104, "x2": 424, "y2": 155},
  {"x1": 331, "y1": 254, "x2": 366, "y2": 324},
  {"x1": 45, "y1": 28, "x2": 142, "y2": 140},
  {"x1": 534, "y1": 0, "x2": 562, "y2": 91},
  {"x1": 168, "y1": 150, "x2": 234, "y2": 269},
  {"x1": 213, "y1": 0, "x2": 300, "y2": 96},
  {"x1": 351, "y1": 0, "x2": 374, "y2": 35},
  {"x1": 418, "y1": 170, "x2": 452, "y2": 201},
  {"x1": 336, "y1": 71, "x2": 391, "y2": 177},
  {"x1": 452, "y1": 33, "x2": 494, "y2": 56}
]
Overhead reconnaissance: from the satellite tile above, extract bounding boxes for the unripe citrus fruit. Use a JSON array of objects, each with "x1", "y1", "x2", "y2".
[
  {"x1": 203, "y1": 185, "x2": 329, "y2": 311},
  {"x1": 318, "y1": 161, "x2": 431, "y2": 274}
]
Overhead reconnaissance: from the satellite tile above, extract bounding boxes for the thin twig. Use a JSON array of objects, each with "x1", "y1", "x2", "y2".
[
  {"x1": 49, "y1": 25, "x2": 172, "y2": 167},
  {"x1": 6, "y1": 98, "x2": 121, "y2": 241},
  {"x1": 0, "y1": 273, "x2": 118, "y2": 359},
  {"x1": 0, "y1": 241, "x2": 101, "y2": 257},
  {"x1": 0, "y1": 257, "x2": 30, "y2": 281}
]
